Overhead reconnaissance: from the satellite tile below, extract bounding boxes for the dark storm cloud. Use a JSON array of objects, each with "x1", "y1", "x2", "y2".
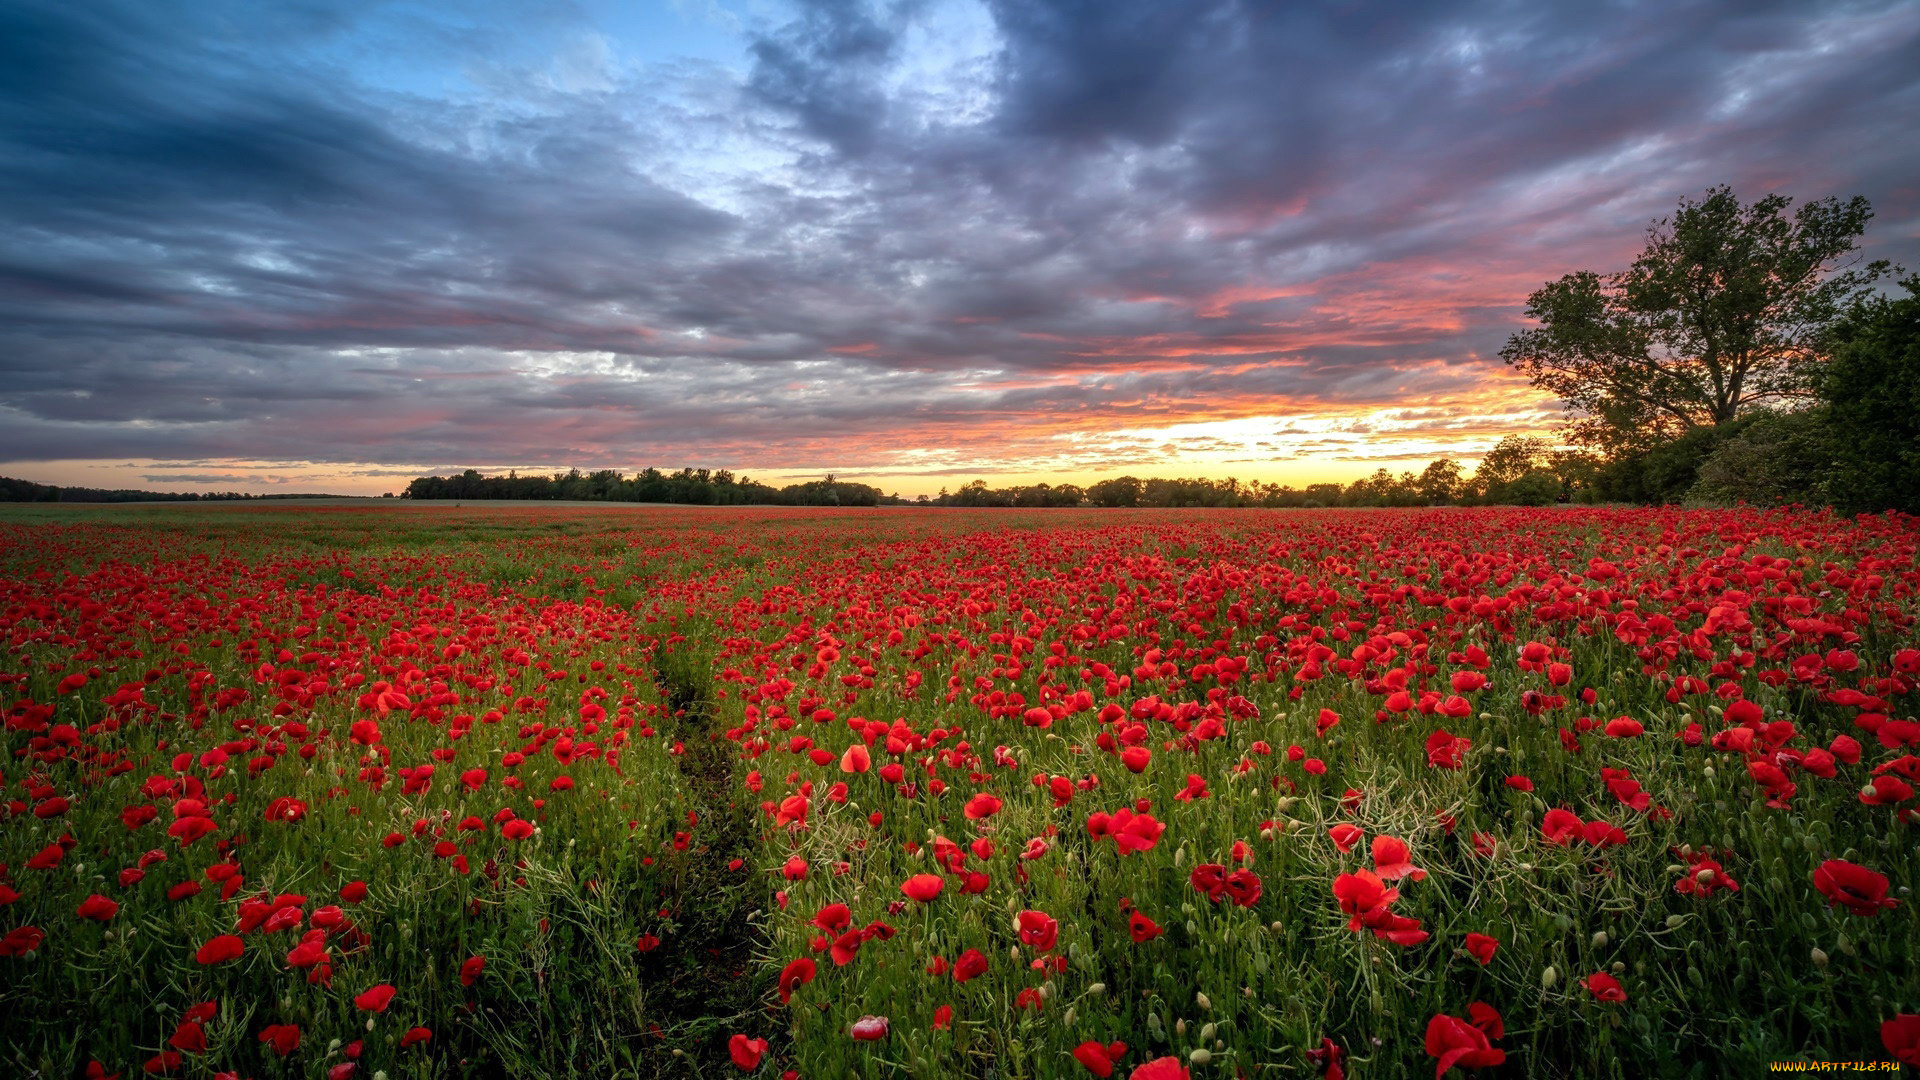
[{"x1": 0, "y1": 0, "x2": 1916, "y2": 477}]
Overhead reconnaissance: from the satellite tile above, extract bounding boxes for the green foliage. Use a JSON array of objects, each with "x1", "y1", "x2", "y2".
[
  {"x1": 1687, "y1": 409, "x2": 1834, "y2": 507},
  {"x1": 1502, "y1": 186, "x2": 1890, "y2": 454},
  {"x1": 1820, "y1": 276, "x2": 1920, "y2": 516},
  {"x1": 404, "y1": 468, "x2": 884, "y2": 507},
  {"x1": 1496, "y1": 469, "x2": 1563, "y2": 506}
]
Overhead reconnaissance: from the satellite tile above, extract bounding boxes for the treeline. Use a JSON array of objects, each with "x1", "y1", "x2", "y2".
[
  {"x1": 402, "y1": 467, "x2": 886, "y2": 507},
  {"x1": 0, "y1": 477, "x2": 345, "y2": 503},
  {"x1": 929, "y1": 447, "x2": 1592, "y2": 509}
]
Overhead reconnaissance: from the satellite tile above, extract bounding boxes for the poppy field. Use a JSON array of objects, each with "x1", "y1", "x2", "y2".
[{"x1": 2, "y1": 502, "x2": 1918, "y2": 1079}]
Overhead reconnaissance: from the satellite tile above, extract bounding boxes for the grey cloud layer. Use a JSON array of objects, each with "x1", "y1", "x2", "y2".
[{"x1": 2, "y1": 0, "x2": 1915, "y2": 469}]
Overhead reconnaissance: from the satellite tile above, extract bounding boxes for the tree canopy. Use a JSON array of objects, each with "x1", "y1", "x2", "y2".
[{"x1": 1500, "y1": 186, "x2": 1891, "y2": 454}]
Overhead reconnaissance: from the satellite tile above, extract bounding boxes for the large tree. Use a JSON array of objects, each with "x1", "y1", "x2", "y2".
[{"x1": 1500, "y1": 186, "x2": 1890, "y2": 454}]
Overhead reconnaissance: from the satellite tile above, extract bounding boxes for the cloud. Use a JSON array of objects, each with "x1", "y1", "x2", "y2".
[{"x1": 1, "y1": 0, "x2": 1916, "y2": 490}]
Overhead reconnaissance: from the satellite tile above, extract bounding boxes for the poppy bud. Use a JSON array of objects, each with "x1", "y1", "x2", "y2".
[
  {"x1": 1591, "y1": 931, "x2": 1608, "y2": 948},
  {"x1": 1542, "y1": 966, "x2": 1558, "y2": 989},
  {"x1": 1811, "y1": 947, "x2": 1829, "y2": 968},
  {"x1": 1196, "y1": 992, "x2": 1211, "y2": 1011},
  {"x1": 1666, "y1": 915, "x2": 1685, "y2": 929},
  {"x1": 1175, "y1": 1018, "x2": 1186, "y2": 1037},
  {"x1": 1190, "y1": 1049, "x2": 1212, "y2": 1065},
  {"x1": 1087, "y1": 983, "x2": 1106, "y2": 995},
  {"x1": 1199, "y1": 1022, "x2": 1216, "y2": 1041}
]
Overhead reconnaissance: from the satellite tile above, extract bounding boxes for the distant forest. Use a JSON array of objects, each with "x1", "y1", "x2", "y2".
[
  {"x1": 0, "y1": 476, "x2": 345, "y2": 503},
  {"x1": 395, "y1": 442, "x2": 1616, "y2": 509}
]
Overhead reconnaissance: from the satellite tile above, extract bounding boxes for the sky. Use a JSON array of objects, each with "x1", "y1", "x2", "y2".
[{"x1": 3, "y1": 0, "x2": 1917, "y2": 498}]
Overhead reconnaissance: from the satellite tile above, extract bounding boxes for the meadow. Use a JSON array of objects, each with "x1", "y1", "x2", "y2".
[{"x1": 1, "y1": 502, "x2": 1916, "y2": 1079}]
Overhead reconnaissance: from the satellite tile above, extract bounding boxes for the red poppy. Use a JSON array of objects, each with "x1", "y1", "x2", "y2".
[
  {"x1": 1583, "y1": 972, "x2": 1627, "y2": 1003},
  {"x1": 1016, "y1": 910, "x2": 1058, "y2": 951},
  {"x1": 900, "y1": 874, "x2": 944, "y2": 903},
  {"x1": 932, "y1": 1005, "x2": 952, "y2": 1030},
  {"x1": 1372, "y1": 835, "x2": 1426, "y2": 881},
  {"x1": 353, "y1": 984, "x2": 396, "y2": 1012},
  {"x1": 1332, "y1": 870, "x2": 1398, "y2": 930},
  {"x1": 76, "y1": 894, "x2": 119, "y2": 921},
  {"x1": 1129, "y1": 911, "x2": 1163, "y2": 943},
  {"x1": 778, "y1": 956, "x2": 816, "y2": 1003},
  {"x1": 849, "y1": 1015, "x2": 889, "y2": 1041},
  {"x1": 953, "y1": 948, "x2": 988, "y2": 982},
  {"x1": 1128, "y1": 1058, "x2": 1189, "y2": 1080},
  {"x1": 168, "y1": 1020, "x2": 207, "y2": 1054},
  {"x1": 1074, "y1": 1041, "x2": 1131, "y2": 1077},
  {"x1": 1540, "y1": 808, "x2": 1583, "y2": 845},
  {"x1": 461, "y1": 955, "x2": 486, "y2": 986},
  {"x1": 400, "y1": 1027, "x2": 431, "y2": 1049},
  {"x1": 1108, "y1": 809, "x2": 1165, "y2": 854},
  {"x1": 1883, "y1": 1014, "x2": 1920, "y2": 1067},
  {"x1": 1221, "y1": 869, "x2": 1263, "y2": 907},
  {"x1": 194, "y1": 935, "x2": 244, "y2": 965},
  {"x1": 257, "y1": 1024, "x2": 300, "y2": 1057},
  {"x1": 1813, "y1": 860, "x2": 1900, "y2": 916},
  {"x1": 1424, "y1": 1007, "x2": 1504, "y2": 1077},
  {"x1": 1329, "y1": 824, "x2": 1364, "y2": 853},
  {"x1": 729, "y1": 1034, "x2": 768, "y2": 1071},
  {"x1": 964, "y1": 793, "x2": 1002, "y2": 819},
  {"x1": 1463, "y1": 932, "x2": 1498, "y2": 966}
]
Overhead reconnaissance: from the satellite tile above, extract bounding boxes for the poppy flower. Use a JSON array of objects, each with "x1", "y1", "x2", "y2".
[
  {"x1": 76, "y1": 894, "x2": 119, "y2": 921},
  {"x1": 1128, "y1": 1058, "x2": 1189, "y2": 1080},
  {"x1": 1221, "y1": 869, "x2": 1263, "y2": 907},
  {"x1": 829, "y1": 929, "x2": 864, "y2": 966},
  {"x1": 1305, "y1": 1037, "x2": 1345, "y2": 1080},
  {"x1": 1540, "y1": 808, "x2": 1583, "y2": 845},
  {"x1": 1372, "y1": 835, "x2": 1426, "y2": 881},
  {"x1": 1108, "y1": 809, "x2": 1165, "y2": 854},
  {"x1": 1074, "y1": 1040, "x2": 1129, "y2": 1077},
  {"x1": 194, "y1": 935, "x2": 244, "y2": 965},
  {"x1": 354, "y1": 984, "x2": 396, "y2": 1012},
  {"x1": 168, "y1": 1020, "x2": 207, "y2": 1054},
  {"x1": 812, "y1": 903, "x2": 852, "y2": 934},
  {"x1": 1329, "y1": 824, "x2": 1364, "y2": 853},
  {"x1": 0, "y1": 922, "x2": 43, "y2": 953},
  {"x1": 953, "y1": 948, "x2": 988, "y2": 982},
  {"x1": 1016, "y1": 910, "x2": 1058, "y2": 951},
  {"x1": 778, "y1": 956, "x2": 816, "y2": 1003},
  {"x1": 932, "y1": 1005, "x2": 953, "y2": 1030},
  {"x1": 1120, "y1": 746, "x2": 1152, "y2": 773},
  {"x1": 1332, "y1": 870, "x2": 1398, "y2": 929},
  {"x1": 1505, "y1": 775, "x2": 1534, "y2": 792},
  {"x1": 1463, "y1": 932, "x2": 1498, "y2": 965},
  {"x1": 635, "y1": 934, "x2": 661, "y2": 952},
  {"x1": 1813, "y1": 860, "x2": 1900, "y2": 916},
  {"x1": 1174, "y1": 774, "x2": 1210, "y2": 801},
  {"x1": 729, "y1": 1034, "x2": 768, "y2": 1071},
  {"x1": 849, "y1": 1015, "x2": 889, "y2": 1041},
  {"x1": 900, "y1": 874, "x2": 944, "y2": 903},
  {"x1": 1583, "y1": 972, "x2": 1627, "y2": 1002},
  {"x1": 258, "y1": 1024, "x2": 300, "y2": 1056},
  {"x1": 1129, "y1": 911, "x2": 1163, "y2": 943},
  {"x1": 1424, "y1": 1007, "x2": 1504, "y2": 1077},
  {"x1": 461, "y1": 955, "x2": 486, "y2": 986},
  {"x1": 840, "y1": 744, "x2": 870, "y2": 773},
  {"x1": 964, "y1": 793, "x2": 1002, "y2": 820},
  {"x1": 1425, "y1": 729, "x2": 1471, "y2": 769},
  {"x1": 1883, "y1": 1014, "x2": 1920, "y2": 1067},
  {"x1": 400, "y1": 1027, "x2": 431, "y2": 1049},
  {"x1": 1190, "y1": 863, "x2": 1227, "y2": 902}
]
